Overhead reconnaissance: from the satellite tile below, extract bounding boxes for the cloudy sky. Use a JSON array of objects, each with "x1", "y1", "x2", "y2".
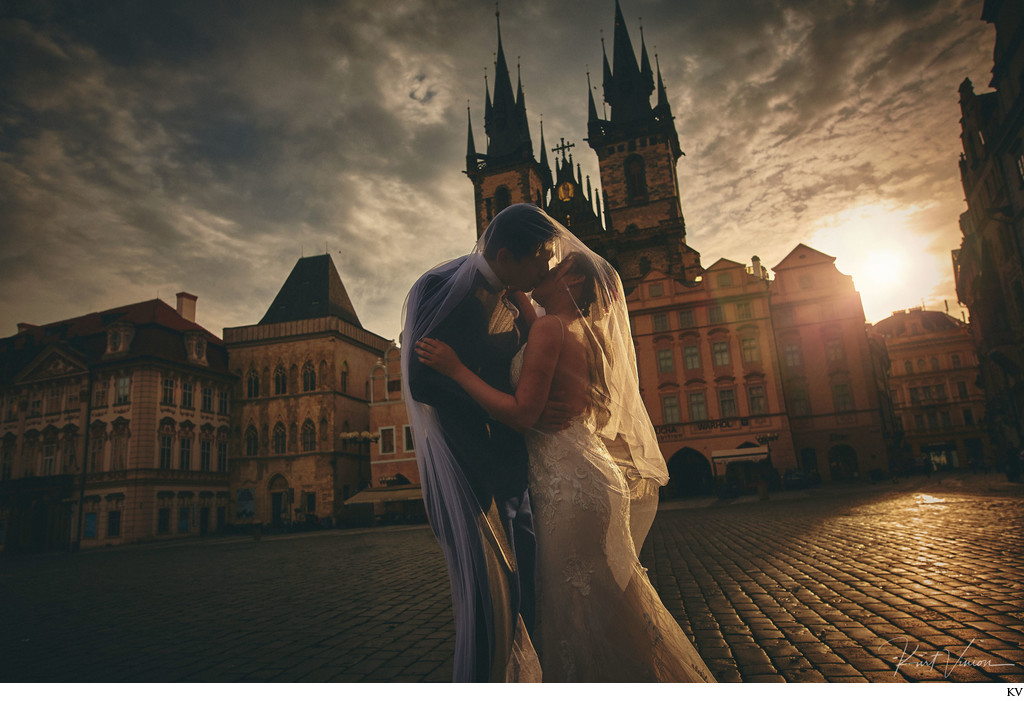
[{"x1": 0, "y1": 0, "x2": 997, "y2": 343}]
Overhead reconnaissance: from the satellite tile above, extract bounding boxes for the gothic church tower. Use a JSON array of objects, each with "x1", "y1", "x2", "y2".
[
  {"x1": 585, "y1": 1, "x2": 701, "y2": 289},
  {"x1": 465, "y1": 14, "x2": 552, "y2": 239}
]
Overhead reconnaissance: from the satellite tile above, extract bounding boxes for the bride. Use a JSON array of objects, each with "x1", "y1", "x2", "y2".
[{"x1": 416, "y1": 226, "x2": 716, "y2": 683}]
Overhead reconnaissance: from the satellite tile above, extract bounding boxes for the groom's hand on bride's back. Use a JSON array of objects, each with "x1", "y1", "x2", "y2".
[{"x1": 535, "y1": 400, "x2": 577, "y2": 433}]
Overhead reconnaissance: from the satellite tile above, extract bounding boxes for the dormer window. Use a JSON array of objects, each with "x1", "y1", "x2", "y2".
[
  {"x1": 105, "y1": 323, "x2": 134, "y2": 355},
  {"x1": 185, "y1": 332, "x2": 208, "y2": 365}
]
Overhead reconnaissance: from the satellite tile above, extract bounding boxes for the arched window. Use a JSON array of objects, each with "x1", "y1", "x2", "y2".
[
  {"x1": 340, "y1": 361, "x2": 349, "y2": 394},
  {"x1": 302, "y1": 362, "x2": 316, "y2": 392},
  {"x1": 494, "y1": 186, "x2": 511, "y2": 213},
  {"x1": 301, "y1": 420, "x2": 316, "y2": 452},
  {"x1": 272, "y1": 423, "x2": 287, "y2": 454},
  {"x1": 273, "y1": 366, "x2": 287, "y2": 395},
  {"x1": 244, "y1": 426, "x2": 259, "y2": 456},
  {"x1": 246, "y1": 370, "x2": 259, "y2": 398},
  {"x1": 624, "y1": 154, "x2": 648, "y2": 202}
]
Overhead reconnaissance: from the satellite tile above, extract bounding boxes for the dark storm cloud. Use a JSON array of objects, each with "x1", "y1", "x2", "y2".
[{"x1": 0, "y1": 0, "x2": 996, "y2": 340}]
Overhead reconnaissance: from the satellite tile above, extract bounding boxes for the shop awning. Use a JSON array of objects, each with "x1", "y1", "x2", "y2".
[
  {"x1": 710, "y1": 447, "x2": 769, "y2": 464},
  {"x1": 344, "y1": 486, "x2": 423, "y2": 505}
]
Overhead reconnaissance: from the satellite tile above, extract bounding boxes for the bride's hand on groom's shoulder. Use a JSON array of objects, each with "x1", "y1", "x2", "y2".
[{"x1": 415, "y1": 337, "x2": 464, "y2": 378}]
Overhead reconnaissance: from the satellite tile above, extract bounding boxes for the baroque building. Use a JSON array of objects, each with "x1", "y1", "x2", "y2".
[
  {"x1": 223, "y1": 255, "x2": 391, "y2": 530},
  {"x1": 629, "y1": 257, "x2": 797, "y2": 496},
  {"x1": 952, "y1": 0, "x2": 1024, "y2": 455},
  {"x1": 872, "y1": 309, "x2": 992, "y2": 472},
  {"x1": 0, "y1": 294, "x2": 233, "y2": 553},
  {"x1": 770, "y1": 246, "x2": 896, "y2": 482}
]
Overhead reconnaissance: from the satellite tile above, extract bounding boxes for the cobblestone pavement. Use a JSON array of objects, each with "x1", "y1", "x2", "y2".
[{"x1": 0, "y1": 472, "x2": 1021, "y2": 683}]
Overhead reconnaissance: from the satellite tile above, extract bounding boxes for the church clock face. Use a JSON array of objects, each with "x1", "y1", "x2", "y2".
[{"x1": 557, "y1": 181, "x2": 575, "y2": 202}]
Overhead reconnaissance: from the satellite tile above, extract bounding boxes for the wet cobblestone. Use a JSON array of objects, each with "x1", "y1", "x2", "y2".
[{"x1": 0, "y1": 473, "x2": 1021, "y2": 682}]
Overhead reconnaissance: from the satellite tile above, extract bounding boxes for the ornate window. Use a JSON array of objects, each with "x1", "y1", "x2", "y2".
[
  {"x1": 217, "y1": 440, "x2": 228, "y2": 472},
  {"x1": 162, "y1": 378, "x2": 176, "y2": 405},
  {"x1": 246, "y1": 370, "x2": 260, "y2": 399},
  {"x1": 273, "y1": 423, "x2": 287, "y2": 455},
  {"x1": 244, "y1": 426, "x2": 259, "y2": 457},
  {"x1": 747, "y1": 385, "x2": 767, "y2": 415},
  {"x1": 201, "y1": 387, "x2": 213, "y2": 412},
  {"x1": 825, "y1": 337, "x2": 845, "y2": 362},
  {"x1": 200, "y1": 439, "x2": 212, "y2": 471},
  {"x1": 741, "y1": 337, "x2": 760, "y2": 363},
  {"x1": 494, "y1": 186, "x2": 511, "y2": 213},
  {"x1": 712, "y1": 341, "x2": 731, "y2": 367},
  {"x1": 783, "y1": 342, "x2": 803, "y2": 368},
  {"x1": 661, "y1": 395, "x2": 681, "y2": 424},
  {"x1": 789, "y1": 386, "x2": 811, "y2": 416},
  {"x1": 114, "y1": 376, "x2": 131, "y2": 405},
  {"x1": 274, "y1": 366, "x2": 287, "y2": 395},
  {"x1": 684, "y1": 345, "x2": 701, "y2": 370},
  {"x1": 300, "y1": 420, "x2": 316, "y2": 452},
  {"x1": 687, "y1": 392, "x2": 707, "y2": 421},
  {"x1": 624, "y1": 154, "x2": 648, "y2": 202},
  {"x1": 181, "y1": 381, "x2": 194, "y2": 409},
  {"x1": 718, "y1": 388, "x2": 738, "y2": 418},
  {"x1": 832, "y1": 383, "x2": 854, "y2": 412},
  {"x1": 179, "y1": 437, "x2": 192, "y2": 470},
  {"x1": 302, "y1": 363, "x2": 316, "y2": 392},
  {"x1": 656, "y1": 348, "x2": 675, "y2": 374}
]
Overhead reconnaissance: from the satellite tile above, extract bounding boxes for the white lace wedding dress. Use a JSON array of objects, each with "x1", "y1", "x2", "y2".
[{"x1": 511, "y1": 344, "x2": 716, "y2": 683}]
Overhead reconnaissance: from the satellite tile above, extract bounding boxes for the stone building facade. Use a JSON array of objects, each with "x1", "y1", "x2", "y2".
[
  {"x1": 770, "y1": 245, "x2": 896, "y2": 482},
  {"x1": 224, "y1": 255, "x2": 391, "y2": 530},
  {"x1": 872, "y1": 309, "x2": 992, "y2": 472},
  {"x1": 0, "y1": 294, "x2": 233, "y2": 553},
  {"x1": 629, "y1": 258, "x2": 798, "y2": 495},
  {"x1": 952, "y1": 0, "x2": 1024, "y2": 455}
]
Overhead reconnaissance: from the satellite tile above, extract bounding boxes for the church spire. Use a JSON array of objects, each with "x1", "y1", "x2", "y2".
[
  {"x1": 587, "y1": 69, "x2": 599, "y2": 125},
  {"x1": 538, "y1": 118, "x2": 553, "y2": 190},
  {"x1": 484, "y1": 9, "x2": 532, "y2": 158},
  {"x1": 603, "y1": 0, "x2": 654, "y2": 123},
  {"x1": 639, "y1": 23, "x2": 655, "y2": 97},
  {"x1": 655, "y1": 53, "x2": 673, "y2": 119},
  {"x1": 466, "y1": 104, "x2": 477, "y2": 169}
]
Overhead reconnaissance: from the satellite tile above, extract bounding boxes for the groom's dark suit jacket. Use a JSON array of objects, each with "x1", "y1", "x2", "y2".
[
  {"x1": 408, "y1": 268, "x2": 530, "y2": 506},
  {"x1": 407, "y1": 263, "x2": 536, "y2": 681}
]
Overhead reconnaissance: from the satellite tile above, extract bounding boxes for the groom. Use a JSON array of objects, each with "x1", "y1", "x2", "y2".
[{"x1": 406, "y1": 204, "x2": 562, "y2": 682}]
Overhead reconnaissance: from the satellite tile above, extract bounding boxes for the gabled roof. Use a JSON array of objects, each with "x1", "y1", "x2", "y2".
[
  {"x1": 772, "y1": 243, "x2": 836, "y2": 272},
  {"x1": 259, "y1": 254, "x2": 362, "y2": 327},
  {"x1": 705, "y1": 258, "x2": 746, "y2": 271}
]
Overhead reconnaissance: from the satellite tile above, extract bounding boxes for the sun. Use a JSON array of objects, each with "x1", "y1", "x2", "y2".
[
  {"x1": 805, "y1": 203, "x2": 950, "y2": 323},
  {"x1": 862, "y1": 250, "x2": 904, "y2": 286}
]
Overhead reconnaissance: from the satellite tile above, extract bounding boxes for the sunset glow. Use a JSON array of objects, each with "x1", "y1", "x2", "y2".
[
  {"x1": 807, "y1": 203, "x2": 957, "y2": 323},
  {"x1": 0, "y1": 2, "x2": 994, "y2": 340}
]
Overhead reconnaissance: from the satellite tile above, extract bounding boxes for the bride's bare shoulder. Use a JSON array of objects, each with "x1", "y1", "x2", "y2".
[{"x1": 528, "y1": 314, "x2": 565, "y2": 343}]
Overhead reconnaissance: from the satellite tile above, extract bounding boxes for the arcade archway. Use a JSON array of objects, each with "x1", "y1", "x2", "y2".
[{"x1": 663, "y1": 448, "x2": 714, "y2": 499}]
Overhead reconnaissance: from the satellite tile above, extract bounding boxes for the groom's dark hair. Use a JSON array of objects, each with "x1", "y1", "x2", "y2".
[{"x1": 483, "y1": 203, "x2": 559, "y2": 261}]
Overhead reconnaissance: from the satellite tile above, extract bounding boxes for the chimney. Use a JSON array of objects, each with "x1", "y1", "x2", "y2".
[{"x1": 176, "y1": 292, "x2": 197, "y2": 322}]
